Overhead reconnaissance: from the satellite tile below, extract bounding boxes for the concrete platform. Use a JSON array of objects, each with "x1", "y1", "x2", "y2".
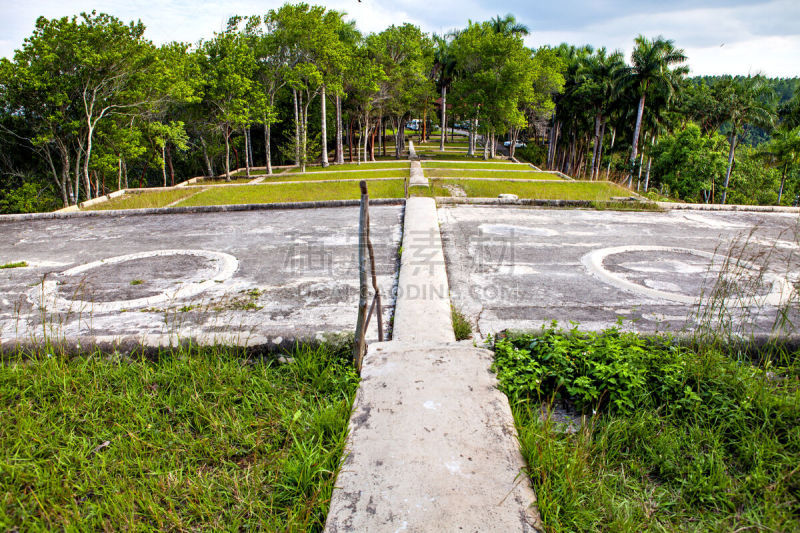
[
  {"x1": 392, "y1": 197, "x2": 454, "y2": 343},
  {"x1": 0, "y1": 206, "x2": 403, "y2": 348},
  {"x1": 325, "y1": 342, "x2": 540, "y2": 532},
  {"x1": 439, "y1": 206, "x2": 800, "y2": 337}
]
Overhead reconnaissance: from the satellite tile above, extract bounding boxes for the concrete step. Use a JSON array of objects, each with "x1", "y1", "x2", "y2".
[{"x1": 325, "y1": 341, "x2": 541, "y2": 532}]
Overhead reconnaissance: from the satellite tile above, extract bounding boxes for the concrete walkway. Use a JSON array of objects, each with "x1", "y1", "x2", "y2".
[
  {"x1": 408, "y1": 141, "x2": 429, "y2": 186},
  {"x1": 325, "y1": 197, "x2": 540, "y2": 532}
]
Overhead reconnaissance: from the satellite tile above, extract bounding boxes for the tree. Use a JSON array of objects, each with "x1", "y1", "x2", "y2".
[
  {"x1": 0, "y1": 12, "x2": 170, "y2": 204},
  {"x1": 432, "y1": 34, "x2": 457, "y2": 151},
  {"x1": 649, "y1": 123, "x2": 728, "y2": 202},
  {"x1": 758, "y1": 125, "x2": 800, "y2": 203},
  {"x1": 576, "y1": 48, "x2": 625, "y2": 179},
  {"x1": 368, "y1": 24, "x2": 433, "y2": 159},
  {"x1": 199, "y1": 32, "x2": 259, "y2": 180},
  {"x1": 715, "y1": 76, "x2": 776, "y2": 203},
  {"x1": 624, "y1": 35, "x2": 688, "y2": 186}
]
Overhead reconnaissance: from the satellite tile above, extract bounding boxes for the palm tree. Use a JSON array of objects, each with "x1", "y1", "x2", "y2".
[
  {"x1": 758, "y1": 125, "x2": 800, "y2": 204},
  {"x1": 715, "y1": 76, "x2": 776, "y2": 204},
  {"x1": 433, "y1": 34, "x2": 457, "y2": 151},
  {"x1": 624, "y1": 35, "x2": 687, "y2": 186},
  {"x1": 577, "y1": 48, "x2": 626, "y2": 179},
  {"x1": 489, "y1": 14, "x2": 530, "y2": 37}
]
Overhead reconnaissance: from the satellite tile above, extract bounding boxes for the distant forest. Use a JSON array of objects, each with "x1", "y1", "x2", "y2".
[{"x1": 1, "y1": 7, "x2": 798, "y2": 212}]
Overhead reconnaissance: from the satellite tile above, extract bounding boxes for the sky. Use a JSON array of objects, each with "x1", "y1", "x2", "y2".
[{"x1": 1, "y1": 0, "x2": 798, "y2": 77}]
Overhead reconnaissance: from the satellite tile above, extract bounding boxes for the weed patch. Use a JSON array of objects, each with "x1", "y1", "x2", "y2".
[
  {"x1": 0, "y1": 261, "x2": 27, "y2": 269},
  {"x1": 492, "y1": 325, "x2": 800, "y2": 531}
]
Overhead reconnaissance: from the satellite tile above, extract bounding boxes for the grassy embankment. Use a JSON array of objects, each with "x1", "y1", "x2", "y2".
[
  {"x1": 177, "y1": 180, "x2": 405, "y2": 206},
  {"x1": 0, "y1": 344, "x2": 358, "y2": 530},
  {"x1": 493, "y1": 325, "x2": 800, "y2": 532},
  {"x1": 425, "y1": 170, "x2": 562, "y2": 180},
  {"x1": 431, "y1": 179, "x2": 630, "y2": 201},
  {"x1": 87, "y1": 189, "x2": 199, "y2": 210}
]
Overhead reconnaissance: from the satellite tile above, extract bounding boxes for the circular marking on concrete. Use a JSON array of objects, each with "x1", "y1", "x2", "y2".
[
  {"x1": 32, "y1": 249, "x2": 238, "y2": 312},
  {"x1": 582, "y1": 245, "x2": 793, "y2": 305}
]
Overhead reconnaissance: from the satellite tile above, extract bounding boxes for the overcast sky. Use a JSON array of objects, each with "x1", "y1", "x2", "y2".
[{"x1": 1, "y1": 0, "x2": 798, "y2": 76}]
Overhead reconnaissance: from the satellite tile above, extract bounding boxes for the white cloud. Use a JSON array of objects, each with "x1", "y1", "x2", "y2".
[{"x1": 1, "y1": 0, "x2": 797, "y2": 76}]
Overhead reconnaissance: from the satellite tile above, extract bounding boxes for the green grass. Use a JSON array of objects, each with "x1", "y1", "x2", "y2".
[
  {"x1": 0, "y1": 261, "x2": 27, "y2": 269},
  {"x1": 86, "y1": 189, "x2": 199, "y2": 210},
  {"x1": 492, "y1": 325, "x2": 800, "y2": 532},
  {"x1": 422, "y1": 161, "x2": 528, "y2": 170},
  {"x1": 431, "y1": 179, "x2": 630, "y2": 201},
  {"x1": 425, "y1": 169, "x2": 561, "y2": 180},
  {"x1": 416, "y1": 142, "x2": 469, "y2": 148},
  {"x1": 287, "y1": 162, "x2": 409, "y2": 173},
  {"x1": 195, "y1": 177, "x2": 254, "y2": 184},
  {"x1": 0, "y1": 343, "x2": 359, "y2": 530},
  {"x1": 420, "y1": 153, "x2": 508, "y2": 162},
  {"x1": 177, "y1": 180, "x2": 405, "y2": 206},
  {"x1": 451, "y1": 306, "x2": 472, "y2": 340},
  {"x1": 267, "y1": 170, "x2": 408, "y2": 182}
]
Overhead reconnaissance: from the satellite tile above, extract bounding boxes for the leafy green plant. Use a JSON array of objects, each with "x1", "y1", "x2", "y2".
[
  {"x1": 451, "y1": 305, "x2": 472, "y2": 340},
  {"x1": 493, "y1": 324, "x2": 800, "y2": 531}
]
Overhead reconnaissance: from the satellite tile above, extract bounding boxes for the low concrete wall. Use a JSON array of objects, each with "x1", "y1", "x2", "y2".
[
  {"x1": 0, "y1": 198, "x2": 405, "y2": 223},
  {"x1": 657, "y1": 202, "x2": 800, "y2": 213}
]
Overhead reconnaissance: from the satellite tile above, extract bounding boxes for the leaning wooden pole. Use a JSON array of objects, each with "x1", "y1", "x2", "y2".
[{"x1": 353, "y1": 181, "x2": 370, "y2": 371}]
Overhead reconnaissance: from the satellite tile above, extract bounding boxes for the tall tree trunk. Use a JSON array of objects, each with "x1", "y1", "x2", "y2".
[
  {"x1": 778, "y1": 164, "x2": 787, "y2": 204},
  {"x1": 594, "y1": 121, "x2": 606, "y2": 180},
  {"x1": 335, "y1": 93, "x2": 344, "y2": 164},
  {"x1": 246, "y1": 127, "x2": 253, "y2": 167},
  {"x1": 589, "y1": 114, "x2": 601, "y2": 180},
  {"x1": 74, "y1": 144, "x2": 82, "y2": 204},
  {"x1": 167, "y1": 143, "x2": 175, "y2": 186},
  {"x1": 440, "y1": 85, "x2": 447, "y2": 151},
  {"x1": 348, "y1": 117, "x2": 354, "y2": 162},
  {"x1": 606, "y1": 127, "x2": 616, "y2": 180},
  {"x1": 321, "y1": 85, "x2": 329, "y2": 168},
  {"x1": 301, "y1": 95, "x2": 309, "y2": 172},
  {"x1": 224, "y1": 127, "x2": 231, "y2": 180},
  {"x1": 370, "y1": 125, "x2": 377, "y2": 161},
  {"x1": 122, "y1": 158, "x2": 129, "y2": 189},
  {"x1": 721, "y1": 131, "x2": 737, "y2": 204},
  {"x1": 118, "y1": 156, "x2": 123, "y2": 190},
  {"x1": 643, "y1": 135, "x2": 655, "y2": 191},
  {"x1": 140, "y1": 161, "x2": 149, "y2": 188},
  {"x1": 293, "y1": 89, "x2": 300, "y2": 167},
  {"x1": 628, "y1": 91, "x2": 647, "y2": 186},
  {"x1": 201, "y1": 138, "x2": 214, "y2": 177},
  {"x1": 162, "y1": 144, "x2": 168, "y2": 187},
  {"x1": 264, "y1": 110, "x2": 272, "y2": 175},
  {"x1": 243, "y1": 127, "x2": 251, "y2": 178}
]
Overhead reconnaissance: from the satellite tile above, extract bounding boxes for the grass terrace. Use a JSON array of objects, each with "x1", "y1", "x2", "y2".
[
  {"x1": 86, "y1": 189, "x2": 199, "y2": 210},
  {"x1": 422, "y1": 161, "x2": 528, "y2": 169},
  {"x1": 425, "y1": 169, "x2": 562, "y2": 180},
  {"x1": 419, "y1": 153, "x2": 509, "y2": 162},
  {"x1": 493, "y1": 326, "x2": 800, "y2": 532},
  {"x1": 193, "y1": 177, "x2": 255, "y2": 184},
  {"x1": 431, "y1": 179, "x2": 631, "y2": 201},
  {"x1": 177, "y1": 180, "x2": 405, "y2": 206},
  {"x1": 264, "y1": 170, "x2": 409, "y2": 182},
  {"x1": 0, "y1": 344, "x2": 357, "y2": 530},
  {"x1": 286, "y1": 162, "x2": 409, "y2": 173}
]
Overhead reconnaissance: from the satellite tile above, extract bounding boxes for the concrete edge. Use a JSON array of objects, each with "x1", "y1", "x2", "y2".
[
  {"x1": 656, "y1": 202, "x2": 800, "y2": 213},
  {"x1": 434, "y1": 197, "x2": 655, "y2": 209},
  {"x1": 0, "y1": 198, "x2": 406, "y2": 223},
  {"x1": 0, "y1": 330, "x2": 356, "y2": 357}
]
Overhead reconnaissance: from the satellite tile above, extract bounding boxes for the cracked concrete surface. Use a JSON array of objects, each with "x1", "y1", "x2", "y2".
[
  {"x1": 0, "y1": 206, "x2": 403, "y2": 348},
  {"x1": 439, "y1": 206, "x2": 800, "y2": 337}
]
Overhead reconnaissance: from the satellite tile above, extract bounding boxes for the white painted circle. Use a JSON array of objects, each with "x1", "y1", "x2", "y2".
[
  {"x1": 31, "y1": 249, "x2": 238, "y2": 312},
  {"x1": 582, "y1": 245, "x2": 793, "y2": 306}
]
